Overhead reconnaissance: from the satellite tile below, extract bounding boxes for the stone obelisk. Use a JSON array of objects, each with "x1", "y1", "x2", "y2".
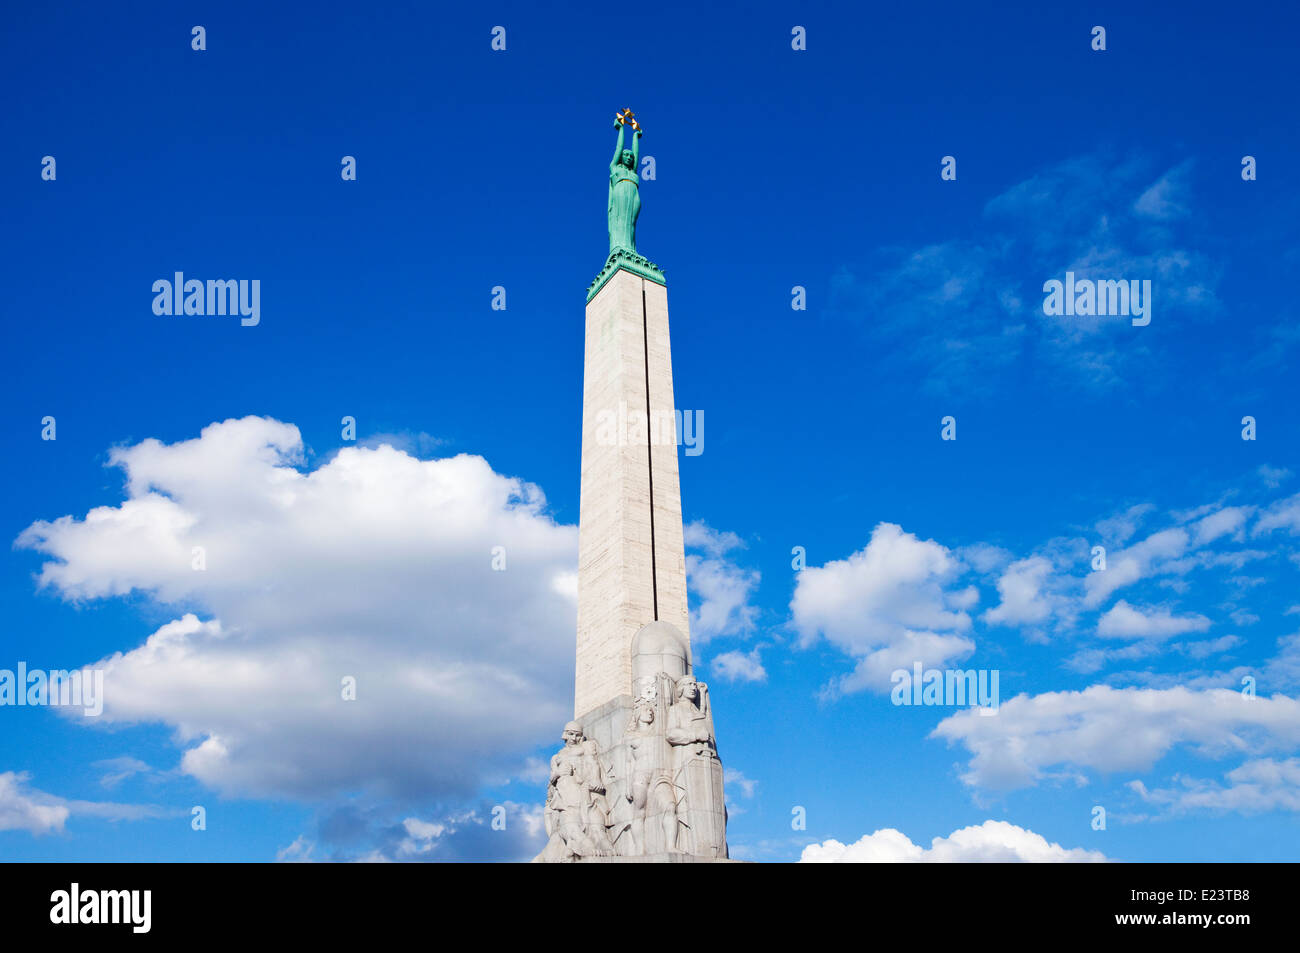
[{"x1": 533, "y1": 111, "x2": 729, "y2": 862}]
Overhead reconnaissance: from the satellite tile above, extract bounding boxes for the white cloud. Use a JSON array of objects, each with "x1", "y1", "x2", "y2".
[
  {"x1": 1130, "y1": 758, "x2": 1300, "y2": 814},
  {"x1": 0, "y1": 771, "x2": 169, "y2": 834},
  {"x1": 683, "y1": 521, "x2": 759, "y2": 643},
  {"x1": 1083, "y1": 527, "x2": 1190, "y2": 607},
  {"x1": 1189, "y1": 506, "x2": 1253, "y2": 547},
  {"x1": 1064, "y1": 642, "x2": 1163, "y2": 675},
  {"x1": 93, "y1": 757, "x2": 153, "y2": 789},
  {"x1": 398, "y1": 812, "x2": 470, "y2": 855},
  {"x1": 1262, "y1": 632, "x2": 1300, "y2": 692},
  {"x1": 983, "y1": 556, "x2": 1060, "y2": 628},
  {"x1": 1133, "y1": 165, "x2": 1191, "y2": 221},
  {"x1": 1255, "y1": 493, "x2": 1300, "y2": 536},
  {"x1": 709, "y1": 648, "x2": 766, "y2": 683},
  {"x1": 1096, "y1": 600, "x2": 1211, "y2": 640},
  {"x1": 685, "y1": 554, "x2": 759, "y2": 643},
  {"x1": 0, "y1": 772, "x2": 69, "y2": 834},
  {"x1": 1095, "y1": 503, "x2": 1156, "y2": 545},
  {"x1": 1176, "y1": 635, "x2": 1242, "y2": 660},
  {"x1": 792, "y1": 523, "x2": 975, "y2": 696},
  {"x1": 1257, "y1": 465, "x2": 1291, "y2": 490},
  {"x1": 683, "y1": 521, "x2": 744, "y2": 558},
  {"x1": 309, "y1": 801, "x2": 545, "y2": 862},
  {"x1": 799, "y1": 820, "x2": 1107, "y2": 863},
  {"x1": 958, "y1": 543, "x2": 1013, "y2": 575},
  {"x1": 722, "y1": 768, "x2": 758, "y2": 816},
  {"x1": 16, "y1": 417, "x2": 578, "y2": 801},
  {"x1": 276, "y1": 835, "x2": 316, "y2": 863},
  {"x1": 932, "y1": 686, "x2": 1300, "y2": 791},
  {"x1": 830, "y1": 155, "x2": 1221, "y2": 393},
  {"x1": 829, "y1": 632, "x2": 979, "y2": 698},
  {"x1": 723, "y1": 768, "x2": 758, "y2": 799}
]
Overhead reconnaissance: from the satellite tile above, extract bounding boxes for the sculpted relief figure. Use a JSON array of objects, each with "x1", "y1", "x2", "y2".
[
  {"x1": 535, "y1": 721, "x2": 615, "y2": 862},
  {"x1": 666, "y1": 675, "x2": 716, "y2": 752},
  {"x1": 666, "y1": 674, "x2": 727, "y2": 858},
  {"x1": 622, "y1": 696, "x2": 681, "y2": 855}
]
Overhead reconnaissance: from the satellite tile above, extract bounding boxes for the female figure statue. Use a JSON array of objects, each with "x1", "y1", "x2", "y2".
[{"x1": 608, "y1": 113, "x2": 643, "y2": 254}]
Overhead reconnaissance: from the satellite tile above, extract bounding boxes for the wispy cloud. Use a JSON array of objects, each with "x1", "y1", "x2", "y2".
[
  {"x1": 829, "y1": 153, "x2": 1219, "y2": 393},
  {"x1": 0, "y1": 771, "x2": 175, "y2": 835},
  {"x1": 1129, "y1": 758, "x2": 1300, "y2": 815}
]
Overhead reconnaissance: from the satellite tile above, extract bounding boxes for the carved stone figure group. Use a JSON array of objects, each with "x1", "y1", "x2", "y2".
[{"x1": 535, "y1": 670, "x2": 725, "y2": 862}]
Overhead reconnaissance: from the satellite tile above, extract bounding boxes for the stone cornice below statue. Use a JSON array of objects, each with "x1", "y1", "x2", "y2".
[{"x1": 586, "y1": 248, "x2": 666, "y2": 303}]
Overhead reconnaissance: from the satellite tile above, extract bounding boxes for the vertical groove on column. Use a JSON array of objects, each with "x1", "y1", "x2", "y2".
[{"x1": 641, "y1": 280, "x2": 658, "y2": 621}]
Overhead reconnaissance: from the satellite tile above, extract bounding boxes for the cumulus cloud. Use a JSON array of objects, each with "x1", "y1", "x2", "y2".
[
  {"x1": 683, "y1": 521, "x2": 744, "y2": 558},
  {"x1": 1096, "y1": 600, "x2": 1211, "y2": 640},
  {"x1": 709, "y1": 647, "x2": 766, "y2": 683},
  {"x1": 684, "y1": 523, "x2": 759, "y2": 643},
  {"x1": 791, "y1": 523, "x2": 975, "y2": 697},
  {"x1": 932, "y1": 686, "x2": 1300, "y2": 791},
  {"x1": 983, "y1": 556, "x2": 1063, "y2": 630},
  {"x1": 799, "y1": 820, "x2": 1107, "y2": 863},
  {"x1": 16, "y1": 417, "x2": 578, "y2": 801},
  {"x1": 793, "y1": 485, "x2": 1297, "y2": 685}
]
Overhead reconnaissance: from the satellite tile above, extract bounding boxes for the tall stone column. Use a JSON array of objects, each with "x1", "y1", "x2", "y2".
[{"x1": 575, "y1": 264, "x2": 689, "y2": 720}]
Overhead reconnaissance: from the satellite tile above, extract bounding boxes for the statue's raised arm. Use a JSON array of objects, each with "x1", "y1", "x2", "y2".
[{"x1": 610, "y1": 119, "x2": 627, "y2": 170}]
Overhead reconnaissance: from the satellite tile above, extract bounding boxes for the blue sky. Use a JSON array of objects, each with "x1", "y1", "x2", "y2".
[{"x1": 1, "y1": 1, "x2": 1298, "y2": 862}]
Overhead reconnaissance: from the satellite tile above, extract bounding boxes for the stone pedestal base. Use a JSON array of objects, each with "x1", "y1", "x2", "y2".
[
  {"x1": 575, "y1": 853, "x2": 741, "y2": 864},
  {"x1": 535, "y1": 622, "x2": 729, "y2": 863},
  {"x1": 574, "y1": 684, "x2": 728, "y2": 861}
]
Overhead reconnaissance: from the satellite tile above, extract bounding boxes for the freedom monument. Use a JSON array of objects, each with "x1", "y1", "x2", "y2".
[{"x1": 534, "y1": 111, "x2": 730, "y2": 862}]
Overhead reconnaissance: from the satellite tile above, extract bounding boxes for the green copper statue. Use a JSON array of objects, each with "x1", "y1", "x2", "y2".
[
  {"x1": 608, "y1": 109, "x2": 643, "y2": 253},
  {"x1": 587, "y1": 109, "x2": 664, "y2": 302}
]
